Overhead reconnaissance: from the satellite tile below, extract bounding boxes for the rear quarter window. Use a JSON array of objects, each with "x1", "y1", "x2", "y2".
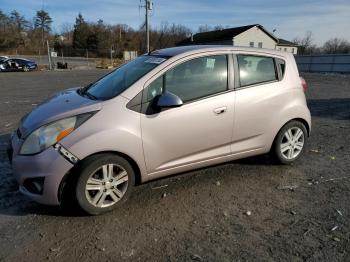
[
  {"x1": 276, "y1": 58, "x2": 286, "y2": 79},
  {"x1": 237, "y1": 55, "x2": 278, "y2": 87}
]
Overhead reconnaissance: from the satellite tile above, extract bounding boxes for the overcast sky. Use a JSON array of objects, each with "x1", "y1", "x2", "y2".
[{"x1": 1, "y1": 0, "x2": 349, "y2": 45}]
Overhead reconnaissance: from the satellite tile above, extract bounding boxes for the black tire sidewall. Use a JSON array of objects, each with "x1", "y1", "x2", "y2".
[
  {"x1": 75, "y1": 154, "x2": 135, "y2": 215},
  {"x1": 273, "y1": 121, "x2": 308, "y2": 164}
]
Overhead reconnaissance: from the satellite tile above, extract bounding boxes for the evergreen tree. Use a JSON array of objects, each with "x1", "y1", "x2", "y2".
[
  {"x1": 72, "y1": 13, "x2": 90, "y2": 50},
  {"x1": 34, "y1": 10, "x2": 52, "y2": 32}
]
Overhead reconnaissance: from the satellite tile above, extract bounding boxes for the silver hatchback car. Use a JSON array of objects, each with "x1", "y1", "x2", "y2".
[{"x1": 8, "y1": 46, "x2": 311, "y2": 215}]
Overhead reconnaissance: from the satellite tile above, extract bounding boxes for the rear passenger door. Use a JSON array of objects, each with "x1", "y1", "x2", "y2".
[{"x1": 232, "y1": 54, "x2": 286, "y2": 153}]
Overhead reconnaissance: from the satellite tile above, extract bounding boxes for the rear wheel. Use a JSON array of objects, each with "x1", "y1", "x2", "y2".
[
  {"x1": 272, "y1": 121, "x2": 307, "y2": 164},
  {"x1": 75, "y1": 154, "x2": 135, "y2": 215}
]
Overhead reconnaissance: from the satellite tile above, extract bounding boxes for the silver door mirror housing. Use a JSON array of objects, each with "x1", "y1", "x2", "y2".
[{"x1": 156, "y1": 91, "x2": 183, "y2": 108}]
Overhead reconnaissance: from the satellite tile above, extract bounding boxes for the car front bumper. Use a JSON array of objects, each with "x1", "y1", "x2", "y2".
[
  {"x1": 8, "y1": 132, "x2": 74, "y2": 205},
  {"x1": 28, "y1": 64, "x2": 37, "y2": 70}
]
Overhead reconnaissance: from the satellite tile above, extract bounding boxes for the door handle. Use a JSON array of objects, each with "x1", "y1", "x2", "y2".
[{"x1": 213, "y1": 106, "x2": 227, "y2": 115}]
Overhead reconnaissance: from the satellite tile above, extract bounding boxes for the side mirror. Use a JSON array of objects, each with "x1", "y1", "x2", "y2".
[{"x1": 155, "y1": 91, "x2": 183, "y2": 108}]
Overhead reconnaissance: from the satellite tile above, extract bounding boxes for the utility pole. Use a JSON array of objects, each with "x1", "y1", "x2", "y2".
[
  {"x1": 47, "y1": 40, "x2": 52, "y2": 70},
  {"x1": 143, "y1": 0, "x2": 152, "y2": 53},
  {"x1": 110, "y1": 47, "x2": 113, "y2": 66},
  {"x1": 86, "y1": 49, "x2": 89, "y2": 67}
]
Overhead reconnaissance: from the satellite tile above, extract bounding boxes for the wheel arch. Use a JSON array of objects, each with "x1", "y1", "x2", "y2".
[
  {"x1": 58, "y1": 150, "x2": 142, "y2": 204},
  {"x1": 292, "y1": 117, "x2": 310, "y2": 137},
  {"x1": 270, "y1": 117, "x2": 310, "y2": 152}
]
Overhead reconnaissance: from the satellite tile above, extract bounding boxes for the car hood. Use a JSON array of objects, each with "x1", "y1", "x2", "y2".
[{"x1": 19, "y1": 87, "x2": 102, "y2": 138}]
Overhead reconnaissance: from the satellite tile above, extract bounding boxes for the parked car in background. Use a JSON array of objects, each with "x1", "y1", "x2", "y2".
[
  {"x1": 8, "y1": 45, "x2": 311, "y2": 215},
  {"x1": 0, "y1": 56, "x2": 9, "y2": 63},
  {"x1": 0, "y1": 58, "x2": 37, "y2": 72}
]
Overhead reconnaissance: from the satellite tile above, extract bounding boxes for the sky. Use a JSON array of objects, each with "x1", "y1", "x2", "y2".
[{"x1": 1, "y1": 0, "x2": 349, "y2": 45}]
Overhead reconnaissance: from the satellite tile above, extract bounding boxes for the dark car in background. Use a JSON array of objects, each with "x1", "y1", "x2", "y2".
[
  {"x1": 0, "y1": 58, "x2": 37, "y2": 72},
  {"x1": 0, "y1": 56, "x2": 9, "y2": 63}
]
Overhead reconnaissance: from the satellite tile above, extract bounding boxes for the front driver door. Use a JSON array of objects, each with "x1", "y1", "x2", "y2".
[{"x1": 140, "y1": 54, "x2": 235, "y2": 175}]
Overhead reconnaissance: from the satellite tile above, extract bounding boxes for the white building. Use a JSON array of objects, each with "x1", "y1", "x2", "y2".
[
  {"x1": 178, "y1": 24, "x2": 298, "y2": 55},
  {"x1": 275, "y1": 38, "x2": 298, "y2": 54}
]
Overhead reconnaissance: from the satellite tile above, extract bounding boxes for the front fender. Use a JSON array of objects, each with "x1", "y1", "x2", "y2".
[{"x1": 60, "y1": 96, "x2": 147, "y2": 178}]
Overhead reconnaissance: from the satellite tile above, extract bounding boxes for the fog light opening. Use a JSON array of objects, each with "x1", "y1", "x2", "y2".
[{"x1": 23, "y1": 177, "x2": 45, "y2": 195}]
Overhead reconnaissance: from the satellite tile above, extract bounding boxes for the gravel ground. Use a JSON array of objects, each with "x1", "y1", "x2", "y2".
[{"x1": 0, "y1": 71, "x2": 349, "y2": 261}]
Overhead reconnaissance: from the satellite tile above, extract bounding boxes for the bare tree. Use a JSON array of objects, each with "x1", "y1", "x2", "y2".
[
  {"x1": 213, "y1": 25, "x2": 224, "y2": 30},
  {"x1": 322, "y1": 38, "x2": 350, "y2": 54},
  {"x1": 60, "y1": 23, "x2": 73, "y2": 42},
  {"x1": 198, "y1": 24, "x2": 212, "y2": 33},
  {"x1": 293, "y1": 31, "x2": 318, "y2": 55},
  {"x1": 10, "y1": 10, "x2": 30, "y2": 32}
]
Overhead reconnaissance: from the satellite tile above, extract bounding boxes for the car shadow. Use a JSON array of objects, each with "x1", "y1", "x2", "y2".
[{"x1": 307, "y1": 98, "x2": 350, "y2": 120}]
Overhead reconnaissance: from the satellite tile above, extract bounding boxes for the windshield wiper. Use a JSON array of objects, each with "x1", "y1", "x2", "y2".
[
  {"x1": 78, "y1": 86, "x2": 98, "y2": 100},
  {"x1": 84, "y1": 91, "x2": 98, "y2": 100}
]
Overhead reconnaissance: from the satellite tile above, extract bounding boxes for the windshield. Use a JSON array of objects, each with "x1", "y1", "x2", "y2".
[{"x1": 85, "y1": 55, "x2": 168, "y2": 100}]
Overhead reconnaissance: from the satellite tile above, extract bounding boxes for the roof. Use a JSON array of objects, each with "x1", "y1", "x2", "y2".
[
  {"x1": 177, "y1": 24, "x2": 278, "y2": 46},
  {"x1": 149, "y1": 45, "x2": 288, "y2": 58},
  {"x1": 277, "y1": 38, "x2": 298, "y2": 47},
  {"x1": 150, "y1": 45, "x2": 224, "y2": 57}
]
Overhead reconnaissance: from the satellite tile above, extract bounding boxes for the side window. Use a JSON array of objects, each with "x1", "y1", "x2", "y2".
[
  {"x1": 237, "y1": 55, "x2": 277, "y2": 87},
  {"x1": 147, "y1": 55, "x2": 228, "y2": 103}
]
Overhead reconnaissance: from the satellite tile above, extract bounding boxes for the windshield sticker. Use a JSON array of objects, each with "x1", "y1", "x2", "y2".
[
  {"x1": 206, "y1": 58, "x2": 216, "y2": 69},
  {"x1": 145, "y1": 57, "x2": 166, "y2": 64}
]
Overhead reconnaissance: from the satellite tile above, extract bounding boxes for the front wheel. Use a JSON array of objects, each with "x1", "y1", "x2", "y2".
[
  {"x1": 272, "y1": 121, "x2": 308, "y2": 164},
  {"x1": 23, "y1": 65, "x2": 29, "y2": 72},
  {"x1": 75, "y1": 154, "x2": 135, "y2": 215}
]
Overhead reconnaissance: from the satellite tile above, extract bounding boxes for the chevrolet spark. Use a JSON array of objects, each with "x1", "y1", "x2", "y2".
[{"x1": 8, "y1": 46, "x2": 311, "y2": 215}]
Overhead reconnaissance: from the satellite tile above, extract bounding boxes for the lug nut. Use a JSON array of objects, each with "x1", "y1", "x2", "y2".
[{"x1": 110, "y1": 179, "x2": 113, "y2": 182}]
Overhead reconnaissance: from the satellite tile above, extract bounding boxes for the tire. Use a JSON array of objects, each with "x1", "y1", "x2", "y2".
[
  {"x1": 271, "y1": 120, "x2": 308, "y2": 164},
  {"x1": 23, "y1": 66, "x2": 29, "y2": 72},
  {"x1": 75, "y1": 154, "x2": 135, "y2": 215}
]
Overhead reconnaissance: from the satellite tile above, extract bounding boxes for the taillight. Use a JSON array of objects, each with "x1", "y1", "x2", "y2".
[{"x1": 300, "y1": 77, "x2": 307, "y2": 92}]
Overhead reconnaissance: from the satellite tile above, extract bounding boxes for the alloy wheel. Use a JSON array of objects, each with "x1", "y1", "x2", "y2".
[
  {"x1": 85, "y1": 164, "x2": 128, "y2": 208},
  {"x1": 280, "y1": 127, "x2": 305, "y2": 160}
]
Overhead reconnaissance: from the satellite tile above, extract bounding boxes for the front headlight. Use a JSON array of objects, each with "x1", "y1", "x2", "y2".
[{"x1": 20, "y1": 113, "x2": 94, "y2": 155}]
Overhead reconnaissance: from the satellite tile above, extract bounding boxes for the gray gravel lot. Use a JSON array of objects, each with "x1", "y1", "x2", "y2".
[{"x1": 0, "y1": 71, "x2": 349, "y2": 261}]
